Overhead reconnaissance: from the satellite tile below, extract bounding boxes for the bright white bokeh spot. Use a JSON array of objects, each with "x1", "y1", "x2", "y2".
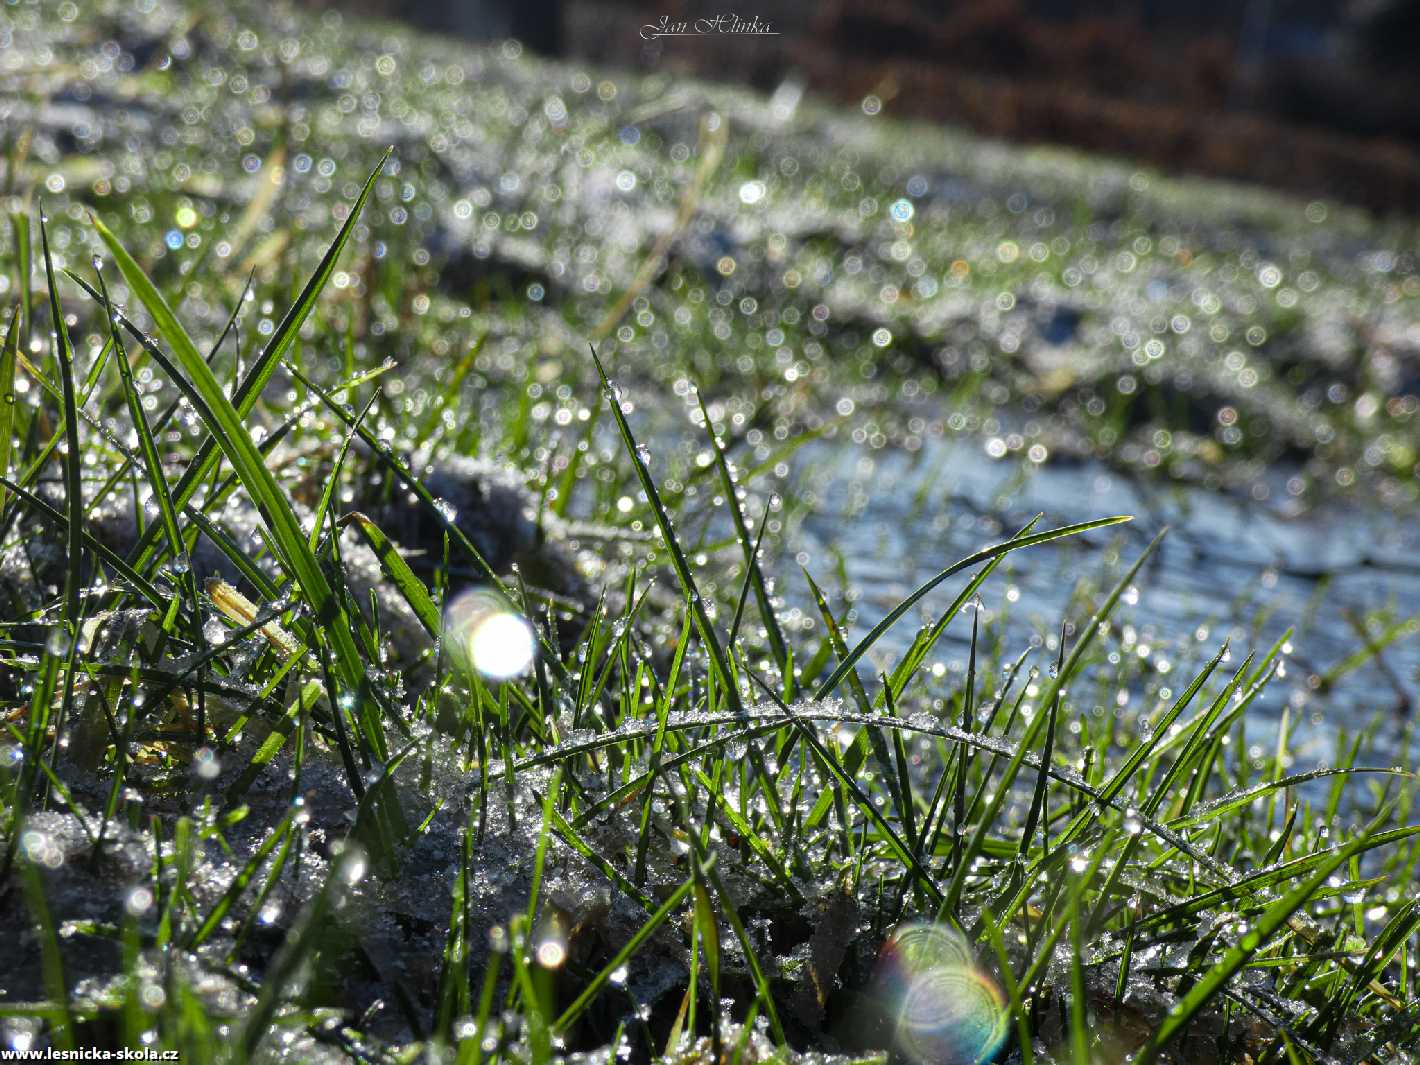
[
  {"x1": 535, "y1": 937, "x2": 567, "y2": 968},
  {"x1": 446, "y1": 589, "x2": 537, "y2": 681}
]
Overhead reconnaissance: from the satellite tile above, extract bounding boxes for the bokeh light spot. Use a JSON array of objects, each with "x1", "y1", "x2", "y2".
[
  {"x1": 877, "y1": 923, "x2": 1008, "y2": 1065},
  {"x1": 445, "y1": 589, "x2": 536, "y2": 681}
]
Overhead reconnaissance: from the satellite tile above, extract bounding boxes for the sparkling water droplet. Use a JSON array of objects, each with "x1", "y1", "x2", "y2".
[{"x1": 45, "y1": 626, "x2": 72, "y2": 657}]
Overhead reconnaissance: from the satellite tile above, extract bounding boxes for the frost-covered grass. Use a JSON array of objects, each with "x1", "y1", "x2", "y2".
[{"x1": 2, "y1": 3, "x2": 1420, "y2": 1064}]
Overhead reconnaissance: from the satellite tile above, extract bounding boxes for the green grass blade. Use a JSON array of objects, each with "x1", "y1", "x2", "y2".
[
  {"x1": 37, "y1": 211, "x2": 83, "y2": 634},
  {"x1": 0, "y1": 302, "x2": 17, "y2": 516},
  {"x1": 342, "y1": 511, "x2": 442, "y2": 638},
  {"x1": 1135, "y1": 816, "x2": 1389, "y2": 1064},
  {"x1": 93, "y1": 217, "x2": 388, "y2": 761},
  {"x1": 590, "y1": 345, "x2": 740, "y2": 710},
  {"x1": 694, "y1": 389, "x2": 789, "y2": 671}
]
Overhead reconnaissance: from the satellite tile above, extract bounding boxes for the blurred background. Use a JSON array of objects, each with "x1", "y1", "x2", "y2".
[{"x1": 299, "y1": 0, "x2": 1420, "y2": 213}]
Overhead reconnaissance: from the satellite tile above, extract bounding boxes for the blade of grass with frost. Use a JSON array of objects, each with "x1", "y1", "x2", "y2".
[
  {"x1": 951, "y1": 606, "x2": 980, "y2": 872},
  {"x1": 1069, "y1": 901, "x2": 1089, "y2": 1065},
  {"x1": 93, "y1": 220, "x2": 390, "y2": 761},
  {"x1": 1311, "y1": 899, "x2": 1420, "y2": 1043},
  {"x1": 801, "y1": 566, "x2": 907, "y2": 833},
  {"x1": 727, "y1": 500, "x2": 772, "y2": 652},
  {"x1": 693, "y1": 871, "x2": 723, "y2": 1053},
  {"x1": 98, "y1": 270, "x2": 184, "y2": 568},
  {"x1": 961, "y1": 648, "x2": 1033, "y2": 826},
  {"x1": 1140, "y1": 651, "x2": 1252, "y2": 819},
  {"x1": 802, "y1": 568, "x2": 872, "y2": 718},
  {"x1": 94, "y1": 265, "x2": 205, "y2": 677},
  {"x1": 154, "y1": 816, "x2": 194, "y2": 950},
  {"x1": 1134, "y1": 815, "x2": 1389, "y2": 1065},
  {"x1": 38, "y1": 212, "x2": 82, "y2": 637},
  {"x1": 434, "y1": 817, "x2": 474, "y2": 1041},
  {"x1": 76, "y1": 331, "x2": 114, "y2": 410},
  {"x1": 813, "y1": 513, "x2": 1131, "y2": 700},
  {"x1": 111, "y1": 148, "x2": 390, "y2": 574},
  {"x1": 1008, "y1": 823, "x2": 1118, "y2": 999},
  {"x1": 507, "y1": 915, "x2": 554, "y2": 1065},
  {"x1": 940, "y1": 530, "x2": 1162, "y2": 917},
  {"x1": 1017, "y1": 631, "x2": 1065, "y2": 860},
  {"x1": 590, "y1": 344, "x2": 739, "y2": 709},
  {"x1": 1262, "y1": 798, "x2": 1299, "y2": 867},
  {"x1": 545, "y1": 800, "x2": 655, "y2": 914},
  {"x1": 35, "y1": 212, "x2": 92, "y2": 807},
  {"x1": 525, "y1": 768, "x2": 561, "y2": 926},
  {"x1": 1047, "y1": 641, "x2": 1229, "y2": 857},
  {"x1": 695, "y1": 388, "x2": 789, "y2": 672},
  {"x1": 0, "y1": 304, "x2": 17, "y2": 517},
  {"x1": 691, "y1": 766, "x2": 802, "y2": 899},
  {"x1": 749, "y1": 671, "x2": 944, "y2": 906},
  {"x1": 1138, "y1": 825, "x2": 1420, "y2": 932},
  {"x1": 1166, "y1": 657, "x2": 1286, "y2": 821},
  {"x1": 1168, "y1": 767, "x2": 1414, "y2": 832},
  {"x1": 881, "y1": 677, "x2": 919, "y2": 854},
  {"x1": 634, "y1": 610, "x2": 692, "y2": 882}
]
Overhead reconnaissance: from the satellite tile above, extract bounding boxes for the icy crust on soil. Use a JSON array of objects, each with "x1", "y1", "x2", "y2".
[
  {"x1": 1, "y1": 448, "x2": 589, "y2": 667},
  {"x1": 2, "y1": 683, "x2": 1402, "y2": 1062},
  {"x1": 0, "y1": 701, "x2": 886, "y2": 1062}
]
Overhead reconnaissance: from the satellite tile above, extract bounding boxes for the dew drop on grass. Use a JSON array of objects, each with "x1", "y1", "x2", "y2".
[{"x1": 46, "y1": 626, "x2": 72, "y2": 657}]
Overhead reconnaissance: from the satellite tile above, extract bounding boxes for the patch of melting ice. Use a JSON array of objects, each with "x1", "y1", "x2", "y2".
[{"x1": 788, "y1": 435, "x2": 1420, "y2": 760}]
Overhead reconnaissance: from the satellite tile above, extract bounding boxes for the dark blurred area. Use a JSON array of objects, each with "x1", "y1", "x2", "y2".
[{"x1": 300, "y1": 0, "x2": 1420, "y2": 212}]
